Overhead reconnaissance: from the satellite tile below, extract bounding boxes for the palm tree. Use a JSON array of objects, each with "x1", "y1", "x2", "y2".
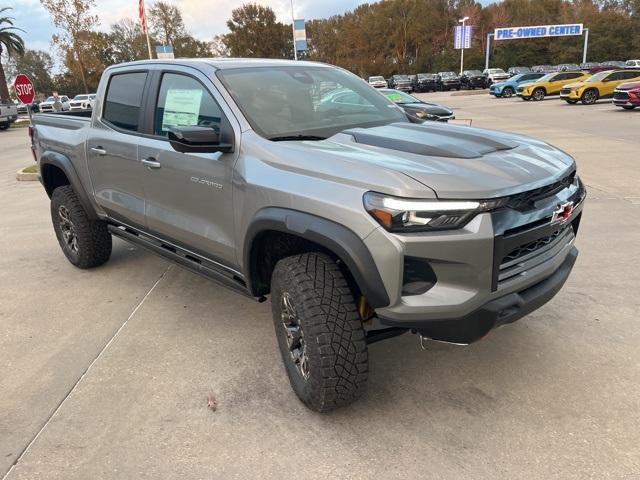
[{"x1": 0, "y1": 7, "x2": 25, "y2": 103}]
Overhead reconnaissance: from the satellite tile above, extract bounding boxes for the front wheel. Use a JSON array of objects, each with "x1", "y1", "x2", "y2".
[
  {"x1": 51, "y1": 185, "x2": 112, "y2": 268},
  {"x1": 565, "y1": 100, "x2": 578, "y2": 104},
  {"x1": 532, "y1": 88, "x2": 545, "y2": 101},
  {"x1": 581, "y1": 89, "x2": 599, "y2": 105},
  {"x1": 502, "y1": 87, "x2": 515, "y2": 98},
  {"x1": 622, "y1": 105, "x2": 636, "y2": 110},
  {"x1": 0, "y1": 123, "x2": 8, "y2": 130},
  {"x1": 271, "y1": 252, "x2": 368, "y2": 412}
]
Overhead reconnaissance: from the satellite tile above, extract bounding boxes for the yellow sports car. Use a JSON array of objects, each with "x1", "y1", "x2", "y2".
[
  {"x1": 560, "y1": 69, "x2": 640, "y2": 104},
  {"x1": 516, "y1": 71, "x2": 591, "y2": 101}
]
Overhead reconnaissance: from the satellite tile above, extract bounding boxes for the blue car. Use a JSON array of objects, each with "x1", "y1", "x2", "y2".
[{"x1": 489, "y1": 72, "x2": 546, "y2": 98}]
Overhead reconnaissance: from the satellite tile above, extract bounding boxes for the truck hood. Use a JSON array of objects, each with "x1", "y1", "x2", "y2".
[{"x1": 267, "y1": 122, "x2": 575, "y2": 199}]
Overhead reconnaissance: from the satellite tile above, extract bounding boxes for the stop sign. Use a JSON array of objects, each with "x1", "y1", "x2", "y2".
[{"x1": 14, "y1": 74, "x2": 36, "y2": 104}]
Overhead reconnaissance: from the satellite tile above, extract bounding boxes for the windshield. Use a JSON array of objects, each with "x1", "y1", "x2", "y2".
[
  {"x1": 531, "y1": 74, "x2": 554, "y2": 83},
  {"x1": 74, "y1": 95, "x2": 89, "y2": 100},
  {"x1": 45, "y1": 96, "x2": 55, "y2": 102},
  {"x1": 440, "y1": 72, "x2": 456, "y2": 78},
  {"x1": 586, "y1": 71, "x2": 613, "y2": 82},
  {"x1": 217, "y1": 66, "x2": 407, "y2": 139},
  {"x1": 417, "y1": 73, "x2": 433, "y2": 79},
  {"x1": 394, "y1": 75, "x2": 410, "y2": 81},
  {"x1": 382, "y1": 90, "x2": 417, "y2": 104},
  {"x1": 466, "y1": 70, "x2": 482, "y2": 76},
  {"x1": 369, "y1": 76, "x2": 384, "y2": 81},
  {"x1": 489, "y1": 69, "x2": 506, "y2": 74}
]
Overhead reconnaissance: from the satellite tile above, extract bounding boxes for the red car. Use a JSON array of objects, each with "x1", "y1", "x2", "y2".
[{"x1": 613, "y1": 81, "x2": 640, "y2": 109}]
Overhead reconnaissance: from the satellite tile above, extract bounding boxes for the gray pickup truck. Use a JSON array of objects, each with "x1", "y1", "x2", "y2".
[
  {"x1": 31, "y1": 59, "x2": 585, "y2": 412},
  {"x1": 0, "y1": 102, "x2": 18, "y2": 129}
]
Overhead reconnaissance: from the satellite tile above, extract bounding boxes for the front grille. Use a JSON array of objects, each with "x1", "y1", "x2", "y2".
[
  {"x1": 560, "y1": 88, "x2": 572, "y2": 95},
  {"x1": 497, "y1": 226, "x2": 575, "y2": 287},
  {"x1": 504, "y1": 171, "x2": 576, "y2": 212},
  {"x1": 613, "y1": 91, "x2": 629, "y2": 101}
]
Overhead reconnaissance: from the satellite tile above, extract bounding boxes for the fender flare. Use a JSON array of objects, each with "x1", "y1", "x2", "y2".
[
  {"x1": 39, "y1": 151, "x2": 98, "y2": 220},
  {"x1": 244, "y1": 208, "x2": 390, "y2": 308}
]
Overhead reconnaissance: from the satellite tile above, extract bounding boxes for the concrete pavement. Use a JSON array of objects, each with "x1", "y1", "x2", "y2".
[{"x1": 1, "y1": 95, "x2": 639, "y2": 479}]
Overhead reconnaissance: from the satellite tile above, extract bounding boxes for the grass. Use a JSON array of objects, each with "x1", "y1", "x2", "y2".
[
  {"x1": 10, "y1": 121, "x2": 30, "y2": 129},
  {"x1": 21, "y1": 164, "x2": 38, "y2": 174}
]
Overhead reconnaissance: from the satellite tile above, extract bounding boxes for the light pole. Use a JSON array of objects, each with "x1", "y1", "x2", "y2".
[
  {"x1": 459, "y1": 16, "x2": 469, "y2": 75},
  {"x1": 290, "y1": 0, "x2": 298, "y2": 61}
]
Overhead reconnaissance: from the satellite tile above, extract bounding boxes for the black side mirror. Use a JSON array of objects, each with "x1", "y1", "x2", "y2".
[{"x1": 168, "y1": 126, "x2": 234, "y2": 154}]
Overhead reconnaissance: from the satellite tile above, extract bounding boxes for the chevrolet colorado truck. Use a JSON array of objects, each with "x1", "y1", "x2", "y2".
[{"x1": 30, "y1": 59, "x2": 585, "y2": 412}]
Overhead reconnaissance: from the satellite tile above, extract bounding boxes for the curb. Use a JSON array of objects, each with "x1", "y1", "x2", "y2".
[
  {"x1": 451, "y1": 90, "x2": 488, "y2": 97},
  {"x1": 16, "y1": 167, "x2": 39, "y2": 182}
]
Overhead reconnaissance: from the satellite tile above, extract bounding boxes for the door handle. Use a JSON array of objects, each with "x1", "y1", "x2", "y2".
[
  {"x1": 141, "y1": 158, "x2": 161, "y2": 169},
  {"x1": 90, "y1": 146, "x2": 107, "y2": 155}
]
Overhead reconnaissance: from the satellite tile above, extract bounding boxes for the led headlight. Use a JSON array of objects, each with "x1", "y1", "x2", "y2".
[
  {"x1": 363, "y1": 192, "x2": 504, "y2": 232},
  {"x1": 414, "y1": 111, "x2": 437, "y2": 119}
]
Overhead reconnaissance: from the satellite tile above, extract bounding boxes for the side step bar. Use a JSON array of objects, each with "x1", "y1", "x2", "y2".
[{"x1": 108, "y1": 224, "x2": 261, "y2": 301}]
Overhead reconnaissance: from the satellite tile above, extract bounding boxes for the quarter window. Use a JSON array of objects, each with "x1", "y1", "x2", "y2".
[
  {"x1": 103, "y1": 72, "x2": 148, "y2": 132},
  {"x1": 154, "y1": 73, "x2": 223, "y2": 137}
]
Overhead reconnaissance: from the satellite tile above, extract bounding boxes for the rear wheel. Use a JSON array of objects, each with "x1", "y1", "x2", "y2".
[
  {"x1": 270, "y1": 252, "x2": 368, "y2": 412},
  {"x1": 51, "y1": 185, "x2": 112, "y2": 268},
  {"x1": 532, "y1": 88, "x2": 546, "y2": 101},
  {"x1": 581, "y1": 89, "x2": 599, "y2": 105},
  {"x1": 502, "y1": 87, "x2": 515, "y2": 98},
  {"x1": 0, "y1": 123, "x2": 8, "y2": 130}
]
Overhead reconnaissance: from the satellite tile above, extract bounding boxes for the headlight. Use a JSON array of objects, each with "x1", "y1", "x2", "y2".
[
  {"x1": 363, "y1": 192, "x2": 504, "y2": 232},
  {"x1": 414, "y1": 111, "x2": 437, "y2": 119}
]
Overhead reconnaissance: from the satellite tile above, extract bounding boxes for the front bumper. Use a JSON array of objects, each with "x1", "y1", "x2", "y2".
[
  {"x1": 379, "y1": 248, "x2": 577, "y2": 344},
  {"x1": 560, "y1": 89, "x2": 581, "y2": 100},
  {"x1": 368, "y1": 178, "x2": 585, "y2": 344}
]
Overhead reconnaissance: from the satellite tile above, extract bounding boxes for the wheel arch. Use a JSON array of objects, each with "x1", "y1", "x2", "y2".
[
  {"x1": 243, "y1": 208, "x2": 390, "y2": 308},
  {"x1": 40, "y1": 152, "x2": 98, "y2": 220}
]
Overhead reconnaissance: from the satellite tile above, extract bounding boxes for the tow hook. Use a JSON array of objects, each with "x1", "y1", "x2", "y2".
[{"x1": 419, "y1": 334, "x2": 429, "y2": 350}]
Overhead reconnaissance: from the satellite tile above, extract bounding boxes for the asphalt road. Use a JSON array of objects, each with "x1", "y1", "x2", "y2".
[{"x1": 1, "y1": 94, "x2": 639, "y2": 480}]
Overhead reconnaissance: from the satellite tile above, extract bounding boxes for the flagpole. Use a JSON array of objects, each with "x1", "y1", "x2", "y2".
[{"x1": 139, "y1": 0, "x2": 153, "y2": 59}]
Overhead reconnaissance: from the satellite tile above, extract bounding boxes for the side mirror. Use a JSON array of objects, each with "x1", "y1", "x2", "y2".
[{"x1": 168, "y1": 126, "x2": 233, "y2": 154}]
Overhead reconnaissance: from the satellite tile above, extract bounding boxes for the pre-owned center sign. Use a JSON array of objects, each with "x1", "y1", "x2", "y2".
[{"x1": 494, "y1": 23, "x2": 583, "y2": 40}]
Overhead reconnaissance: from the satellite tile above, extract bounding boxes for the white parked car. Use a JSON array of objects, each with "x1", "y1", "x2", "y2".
[
  {"x1": 39, "y1": 95, "x2": 71, "y2": 113},
  {"x1": 483, "y1": 68, "x2": 510, "y2": 85},
  {"x1": 368, "y1": 76, "x2": 388, "y2": 88},
  {"x1": 69, "y1": 94, "x2": 97, "y2": 111},
  {"x1": 626, "y1": 60, "x2": 640, "y2": 68}
]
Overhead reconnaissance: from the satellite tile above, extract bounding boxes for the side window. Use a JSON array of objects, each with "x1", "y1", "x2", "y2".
[
  {"x1": 154, "y1": 73, "x2": 223, "y2": 137},
  {"x1": 103, "y1": 72, "x2": 147, "y2": 132},
  {"x1": 622, "y1": 71, "x2": 640, "y2": 80},
  {"x1": 567, "y1": 73, "x2": 583, "y2": 80},
  {"x1": 605, "y1": 72, "x2": 621, "y2": 81}
]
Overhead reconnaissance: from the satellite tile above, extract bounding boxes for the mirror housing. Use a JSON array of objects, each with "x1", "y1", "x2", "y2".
[{"x1": 168, "y1": 126, "x2": 233, "y2": 154}]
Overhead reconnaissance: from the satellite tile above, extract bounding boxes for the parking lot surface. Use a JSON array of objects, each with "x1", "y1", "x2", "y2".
[{"x1": 1, "y1": 94, "x2": 639, "y2": 479}]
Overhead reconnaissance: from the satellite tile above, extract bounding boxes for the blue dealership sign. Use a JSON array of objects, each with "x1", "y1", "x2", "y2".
[{"x1": 494, "y1": 23, "x2": 583, "y2": 40}]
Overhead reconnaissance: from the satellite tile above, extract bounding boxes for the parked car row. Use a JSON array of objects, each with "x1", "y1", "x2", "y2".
[
  {"x1": 13, "y1": 93, "x2": 97, "y2": 115},
  {"x1": 489, "y1": 67, "x2": 640, "y2": 109}
]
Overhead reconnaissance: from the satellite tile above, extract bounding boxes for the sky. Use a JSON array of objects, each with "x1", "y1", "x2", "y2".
[{"x1": 11, "y1": 0, "x2": 372, "y2": 52}]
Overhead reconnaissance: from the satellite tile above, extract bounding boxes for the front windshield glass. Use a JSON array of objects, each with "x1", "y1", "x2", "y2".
[
  {"x1": 440, "y1": 72, "x2": 455, "y2": 78},
  {"x1": 217, "y1": 66, "x2": 407, "y2": 139},
  {"x1": 585, "y1": 71, "x2": 612, "y2": 82},
  {"x1": 382, "y1": 90, "x2": 417, "y2": 104},
  {"x1": 466, "y1": 70, "x2": 482, "y2": 76},
  {"x1": 533, "y1": 74, "x2": 554, "y2": 82},
  {"x1": 394, "y1": 75, "x2": 410, "y2": 80},
  {"x1": 369, "y1": 76, "x2": 384, "y2": 81},
  {"x1": 74, "y1": 95, "x2": 88, "y2": 100},
  {"x1": 489, "y1": 69, "x2": 506, "y2": 74},
  {"x1": 417, "y1": 73, "x2": 433, "y2": 79}
]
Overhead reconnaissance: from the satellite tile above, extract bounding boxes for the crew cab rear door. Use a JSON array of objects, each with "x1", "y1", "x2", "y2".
[
  {"x1": 87, "y1": 70, "x2": 150, "y2": 228},
  {"x1": 136, "y1": 68, "x2": 240, "y2": 268}
]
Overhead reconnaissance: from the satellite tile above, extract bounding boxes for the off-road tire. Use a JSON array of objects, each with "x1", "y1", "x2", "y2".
[
  {"x1": 271, "y1": 252, "x2": 368, "y2": 412},
  {"x1": 502, "y1": 87, "x2": 515, "y2": 98},
  {"x1": 51, "y1": 185, "x2": 112, "y2": 268},
  {"x1": 532, "y1": 88, "x2": 545, "y2": 101}
]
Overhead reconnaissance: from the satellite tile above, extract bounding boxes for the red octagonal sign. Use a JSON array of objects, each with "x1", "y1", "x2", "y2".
[{"x1": 14, "y1": 74, "x2": 36, "y2": 104}]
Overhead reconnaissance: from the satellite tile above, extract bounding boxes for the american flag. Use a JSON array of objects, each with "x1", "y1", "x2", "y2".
[{"x1": 139, "y1": 0, "x2": 148, "y2": 34}]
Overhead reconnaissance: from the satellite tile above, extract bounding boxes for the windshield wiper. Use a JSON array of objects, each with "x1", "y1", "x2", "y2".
[{"x1": 268, "y1": 135, "x2": 326, "y2": 142}]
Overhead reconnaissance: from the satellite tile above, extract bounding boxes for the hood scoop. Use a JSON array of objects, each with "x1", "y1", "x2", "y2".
[{"x1": 342, "y1": 122, "x2": 518, "y2": 159}]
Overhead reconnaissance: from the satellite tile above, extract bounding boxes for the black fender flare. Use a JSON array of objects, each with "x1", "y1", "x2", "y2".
[
  {"x1": 244, "y1": 208, "x2": 390, "y2": 308},
  {"x1": 39, "y1": 151, "x2": 98, "y2": 220}
]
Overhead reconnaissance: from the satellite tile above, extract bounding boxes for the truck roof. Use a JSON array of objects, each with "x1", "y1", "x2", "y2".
[{"x1": 108, "y1": 58, "x2": 330, "y2": 71}]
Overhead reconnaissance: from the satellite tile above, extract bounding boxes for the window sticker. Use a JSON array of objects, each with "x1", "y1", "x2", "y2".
[
  {"x1": 385, "y1": 93, "x2": 404, "y2": 103},
  {"x1": 161, "y1": 88, "x2": 203, "y2": 130}
]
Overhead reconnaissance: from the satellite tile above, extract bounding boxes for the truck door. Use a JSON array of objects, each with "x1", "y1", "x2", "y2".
[
  {"x1": 137, "y1": 70, "x2": 239, "y2": 268},
  {"x1": 87, "y1": 70, "x2": 149, "y2": 229}
]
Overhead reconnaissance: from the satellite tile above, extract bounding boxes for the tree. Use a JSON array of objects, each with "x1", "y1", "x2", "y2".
[
  {"x1": 109, "y1": 19, "x2": 152, "y2": 63},
  {"x1": 0, "y1": 7, "x2": 25, "y2": 103},
  {"x1": 148, "y1": 1, "x2": 185, "y2": 46},
  {"x1": 40, "y1": 0, "x2": 98, "y2": 93},
  {"x1": 224, "y1": 4, "x2": 292, "y2": 58},
  {"x1": 173, "y1": 34, "x2": 211, "y2": 58},
  {"x1": 6, "y1": 49, "x2": 54, "y2": 98}
]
